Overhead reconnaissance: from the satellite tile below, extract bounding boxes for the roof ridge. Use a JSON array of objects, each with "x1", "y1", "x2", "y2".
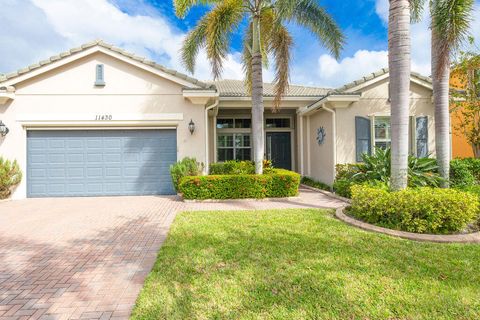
[
  {"x1": 211, "y1": 78, "x2": 332, "y2": 90},
  {"x1": 337, "y1": 68, "x2": 432, "y2": 92},
  {"x1": 0, "y1": 40, "x2": 213, "y2": 89}
]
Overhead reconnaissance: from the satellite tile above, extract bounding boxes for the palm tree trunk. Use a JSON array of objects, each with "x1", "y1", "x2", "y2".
[
  {"x1": 251, "y1": 15, "x2": 264, "y2": 174},
  {"x1": 432, "y1": 30, "x2": 451, "y2": 187},
  {"x1": 389, "y1": 0, "x2": 411, "y2": 190}
]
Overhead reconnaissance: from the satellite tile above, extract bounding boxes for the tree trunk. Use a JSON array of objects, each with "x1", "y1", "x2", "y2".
[
  {"x1": 388, "y1": 0, "x2": 411, "y2": 190},
  {"x1": 432, "y1": 30, "x2": 451, "y2": 187},
  {"x1": 472, "y1": 143, "x2": 480, "y2": 158},
  {"x1": 251, "y1": 15, "x2": 264, "y2": 174}
]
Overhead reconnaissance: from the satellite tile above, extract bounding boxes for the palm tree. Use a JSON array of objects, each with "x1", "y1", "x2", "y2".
[
  {"x1": 174, "y1": 0, "x2": 344, "y2": 174},
  {"x1": 389, "y1": 0, "x2": 413, "y2": 190},
  {"x1": 430, "y1": 0, "x2": 475, "y2": 187}
]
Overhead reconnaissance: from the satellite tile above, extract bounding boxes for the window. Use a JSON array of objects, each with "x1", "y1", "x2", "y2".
[
  {"x1": 416, "y1": 116, "x2": 428, "y2": 158},
  {"x1": 216, "y1": 118, "x2": 251, "y2": 129},
  {"x1": 217, "y1": 133, "x2": 251, "y2": 161},
  {"x1": 216, "y1": 118, "x2": 234, "y2": 129},
  {"x1": 373, "y1": 117, "x2": 391, "y2": 150},
  {"x1": 95, "y1": 64, "x2": 105, "y2": 86},
  {"x1": 266, "y1": 118, "x2": 291, "y2": 128}
]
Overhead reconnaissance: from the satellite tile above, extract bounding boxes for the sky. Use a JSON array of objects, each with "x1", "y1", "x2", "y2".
[{"x1": 1, "y1": 0, "x2": 479, "y2": 88}]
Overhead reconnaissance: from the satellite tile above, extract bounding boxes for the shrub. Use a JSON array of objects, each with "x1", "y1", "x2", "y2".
[
  {"x1": 450, "y1": 158, "x2": 480, "y2": 187},
  {"x1": 179, "y1": 169, "x2": 300, "y2": 200},
  {"x1": 209, "y1": 160, "x2": 255, "y2": 175},
  {"x1": 335, "y1": 164, "x2": 358, "y2": 180},
  {"x1": 333, "y1": 179, "x2": 353, "y2": 198},
  {"x1": 170, "y1": 158, "x2": 203, "y2": 192},
  {"x1": 349, "y1": 185, "x2": 480, "y2": 234},
  {"x1": 333, "y1": 149, "x2": 443, "y2": 198},
  {"x1": 0, "y1": 157, "x2": 22, "y2": 199},
  {"x1": 301, "y1": 176, "x2": 331, "y2": 191},
  {"x1": 352, "y1": 148, "x2": 443, "y2": 187},
  {"x1": 209, "y1": 160, "x2": 273, "y2": 175}
]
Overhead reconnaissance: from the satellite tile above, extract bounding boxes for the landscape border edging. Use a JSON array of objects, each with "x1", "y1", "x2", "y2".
[
  {"x1": 335, "y1": 207, "x2": 480, "y2": 244},
  {"x1": 300, "y1": 184, "x2": 351, "y2": 203}
]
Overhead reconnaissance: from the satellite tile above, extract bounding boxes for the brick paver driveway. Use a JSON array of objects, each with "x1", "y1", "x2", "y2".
[{"x1": 0, "y1": 188, "x2": 345, "y2": 320}]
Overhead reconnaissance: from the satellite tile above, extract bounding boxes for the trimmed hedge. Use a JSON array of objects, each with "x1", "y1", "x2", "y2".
[
  {"x1": 209, "y1": 160, "x2": 273, "y2": 175},
  {"x1": 209, "y1": 160, "x2": 255, "y2": 175},
  {"x1": 349, "y1": 185, "x2": 480, "y2": 234},
  {"x1": 179, "y1": 169, "x2": 300, "y2": 200}
]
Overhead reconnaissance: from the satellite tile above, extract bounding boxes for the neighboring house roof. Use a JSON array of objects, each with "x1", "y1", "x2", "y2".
[
  {"x1": 336, "y1": 68, "x2": 433, "y2": 92},
  {"x1": 0, "y1": 40, "x2": 213, "y2": 89},
  {"x1": 210, "y1": 79, "x2": 331, "y2": 97}
]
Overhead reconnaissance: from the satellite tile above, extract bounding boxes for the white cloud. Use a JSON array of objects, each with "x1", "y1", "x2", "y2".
[
  {"x1": 316, "y1": 50, "x2": 388, "y2": 87},
  {"x1": 373, "y1": 0, "x2": 480, "y2": 77},
  {"x1": 375, "y1": 0, "x2": 389, "y2": 24},
  {"x1": 1, "y1": 0, "x2": 250, "y2": 81}
]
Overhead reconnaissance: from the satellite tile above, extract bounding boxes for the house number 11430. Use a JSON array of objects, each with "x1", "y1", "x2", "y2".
[{"x1": 95, "y1": 115, "x2": 113, "y2": 121}]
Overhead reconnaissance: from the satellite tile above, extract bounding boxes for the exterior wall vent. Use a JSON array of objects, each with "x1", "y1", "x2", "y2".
[{"x1": 95, "y1": 64, "x2": 106, "y2": 86}]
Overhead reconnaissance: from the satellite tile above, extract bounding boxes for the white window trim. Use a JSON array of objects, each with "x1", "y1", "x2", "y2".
[
  {"x1": 216, "y1": 132, "x2": 252, "y2": 162},
  {"x1": 369, "y1": 114, "x2": 428, "y2": 157}
]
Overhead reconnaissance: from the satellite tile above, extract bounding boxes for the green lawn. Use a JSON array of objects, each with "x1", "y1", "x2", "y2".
[{"x1": 131, "y1": 209, "x2": 480, "y2": 320}]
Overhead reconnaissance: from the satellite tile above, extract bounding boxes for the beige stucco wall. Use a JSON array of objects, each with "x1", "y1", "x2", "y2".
[
  {"x1": 0, "y1": 52, "x2": 206, "y2": 199},
  {"x1": 335, "y1": 78, "x2": 435, "y2": 164},
  {"x1": 308, "y1": 109, "x2": 335, "y2": 185},
  {"x1": 298, "y1": 77, "x2": 435, "y2": 185}
]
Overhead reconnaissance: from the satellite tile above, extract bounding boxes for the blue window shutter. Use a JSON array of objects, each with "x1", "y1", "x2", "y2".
[
  {"x1": 416, "y1": 116, "x2": 428, "y2": 158},
  {"x1": 355, "y1": 116, "x2": 371, "y2": 162},
  {"x1": 95, "y1": 64, "x2": 105, "y2": 86}
]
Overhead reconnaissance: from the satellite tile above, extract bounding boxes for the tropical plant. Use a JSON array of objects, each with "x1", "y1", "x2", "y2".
[
  {"x1": 430, "y1": 0, "x2": 475, "y2": 187},
  {"x1": 352, "y1": 148, "x2": 443, "y2": 187},
  {"x1": 170, "y1": 157, "x2": 204, "y2": 192},
  {"x1": 0, "y1": 157, "x2": 22, "y2": 199},
  {"x1": 388, "y1": 0, "x2": 414, "y2": 190},
  {"x1": 173, "y1": 0, "x2": 344, "y2": 174}
]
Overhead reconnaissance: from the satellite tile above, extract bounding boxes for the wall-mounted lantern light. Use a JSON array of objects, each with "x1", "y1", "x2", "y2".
[
  {"x1": 188, "y1": 119, "x2": 195, "y2": 135},
  {"x1": 0, "y1": 121, "x2": 9, "y2": 137}
]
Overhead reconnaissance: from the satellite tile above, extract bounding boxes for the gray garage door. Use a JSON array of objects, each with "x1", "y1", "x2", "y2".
[{"x1": 27, "y1": 130, "x2": 177, "y2": 197}]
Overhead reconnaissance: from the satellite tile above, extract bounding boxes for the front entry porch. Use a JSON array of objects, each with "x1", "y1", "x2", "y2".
[{"x1": 209, "y1": 109, "x2": 297, "y2": 171}]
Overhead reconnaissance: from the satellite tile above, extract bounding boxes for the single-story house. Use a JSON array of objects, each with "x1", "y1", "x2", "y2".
[{"x1": 0, "y1": 40, "x2": 435, "y2": 199}]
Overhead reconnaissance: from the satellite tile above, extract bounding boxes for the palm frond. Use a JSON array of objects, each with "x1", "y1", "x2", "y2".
[
  {"x1": 271, "y1": 24, "x2": 293, "y2": 111},
  {"x1": 259, "y1": 8, "x2": 275, "y2": 69},
  {"x1": 204, "y1": 0, "x2": 244, "y2": 79},
  {"x1": 431, "y1": 0, "x2": 475, "y2": 76},
  {"x1": 174, "y1": 0, "x2": 221, "y2": 18},
  {"x1": 275, "y1": 0, "x2": 344, "y2": 59},
  {"x1": 242, "y1": 22, "x2": 253, "y2": 94},
  {"x1": 182, "y1": 20, "x2": 208, "y2": 74},
  {"x1": 410, "y1": 0, "x2": 427, "y2": 23}
]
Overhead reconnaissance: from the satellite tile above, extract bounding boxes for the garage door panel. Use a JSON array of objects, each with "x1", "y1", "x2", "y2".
[{"x1": 27, "y1": 130, "x2": 177, "y2": 197}]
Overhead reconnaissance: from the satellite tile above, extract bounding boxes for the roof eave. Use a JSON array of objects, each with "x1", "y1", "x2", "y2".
[{"x1": 297, "y1": 94, "x2": 362, "y2": 116}]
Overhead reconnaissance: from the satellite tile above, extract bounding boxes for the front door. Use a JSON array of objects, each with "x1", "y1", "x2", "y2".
[{"x1": 266, "y1": 132, "x2": 292, "y2": 170}]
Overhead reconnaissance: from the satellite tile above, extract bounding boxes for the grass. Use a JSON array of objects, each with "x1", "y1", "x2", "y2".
[{"x1": 131, "y1": 209, "x2": 480, "y2": 320}]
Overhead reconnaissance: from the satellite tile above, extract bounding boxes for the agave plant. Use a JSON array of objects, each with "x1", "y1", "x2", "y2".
[{"x1": 352, "y1": 148, "x2": 444, "y2": 188}]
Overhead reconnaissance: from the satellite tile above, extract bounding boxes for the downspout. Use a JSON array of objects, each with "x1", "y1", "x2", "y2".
[
  {"x1": 322, "y1": 105, "x2": 337, "y2": 184},
  {"x1": 204, "y1": 99, "x2": 219, "y2": 174},
  {"x1": 299, "y1": 116, "x2": 304, "y2": 176}
]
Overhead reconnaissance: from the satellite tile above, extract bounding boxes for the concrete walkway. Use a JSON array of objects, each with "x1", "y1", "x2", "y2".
[{"x1": 0, "y1": 187, "x2": 344, "y2": 320}]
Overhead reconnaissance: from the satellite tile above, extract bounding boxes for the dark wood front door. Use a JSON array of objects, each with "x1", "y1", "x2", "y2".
[{"x1": 266, "y1": 132, "x2": 292, "y2": 170}]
